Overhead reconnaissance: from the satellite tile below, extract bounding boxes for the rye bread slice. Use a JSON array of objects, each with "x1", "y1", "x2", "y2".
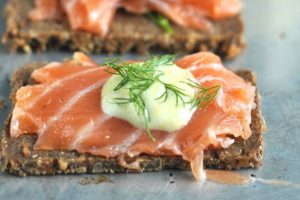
[
  {"x1": 0, "y1": 63, "x2": 266, "y2": 176},
  {"x1": 2, "y1": 0, "x2": 246, "y2": 59}
]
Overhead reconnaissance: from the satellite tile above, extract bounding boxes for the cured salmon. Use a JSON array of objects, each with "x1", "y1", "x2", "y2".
[
  {"x1": 29, "y1": 0, "x2": 62, "y2": 21},
  {"x1": 10, "y1": 52, "x2": 255, "y2": 181},
  {"x1": 30, "y1": 0, "x2": 241, "y2": 36}
]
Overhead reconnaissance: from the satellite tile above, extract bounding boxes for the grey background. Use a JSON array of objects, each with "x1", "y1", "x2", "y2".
[{"x1": 0, "y1": 0, "x2": 300, "y2": 199}]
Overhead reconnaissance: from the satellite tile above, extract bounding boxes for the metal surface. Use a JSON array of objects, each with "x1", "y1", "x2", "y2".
[{"x1": 0, "y1": 0, "x2": 300, "y2": 199}]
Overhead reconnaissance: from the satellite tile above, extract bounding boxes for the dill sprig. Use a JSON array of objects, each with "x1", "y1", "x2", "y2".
[
  {"x1": 104, "y1": 55, "x2": 220, "y2": 141},
  {"x1": 184, "y1": 79, "x2": 221, "y2": 109},
  {"x1": 146, "y1": 13, "x2": 173, "y2": 35},
  {"x1": 104, "y1": 55, "x2": 177, "y2": 140}
]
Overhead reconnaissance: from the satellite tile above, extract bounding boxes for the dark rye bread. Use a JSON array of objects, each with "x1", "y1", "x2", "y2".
[
  {"x1": 0, "y1": 63, "x2": 266, "y2": 176},
  {"x1": 2, "y1": 0, "x2": 246, "y2": 59}
]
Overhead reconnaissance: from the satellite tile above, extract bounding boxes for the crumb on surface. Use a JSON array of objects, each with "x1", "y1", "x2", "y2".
[
  {"x1": 0, "y1": 99, "x2": 5, "y2": 109},
  {"x1": 79, "y1": 175, "x2": 114, "y2": 185},
  {"x1": 279, "y1": 32, "x2": 287, "y2": 39},
  {"x1": 4, "y1": 73, "x2": 10, "y2": 83}
]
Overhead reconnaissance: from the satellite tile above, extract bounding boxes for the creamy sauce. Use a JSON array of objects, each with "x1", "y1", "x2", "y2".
[{"x1": 101, "y1": 64, "x2": 197, "y2": 132}]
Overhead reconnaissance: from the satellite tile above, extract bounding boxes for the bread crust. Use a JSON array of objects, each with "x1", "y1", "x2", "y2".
[
  {"x1": 0, "y1": 63, "x2": 266, "y2": 176},
  {"x1": 2, "y1": 0, "x2": 246, "y2": 59}
]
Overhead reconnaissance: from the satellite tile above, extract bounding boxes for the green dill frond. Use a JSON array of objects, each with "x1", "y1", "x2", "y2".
[
  {"x1": 156, "y1": 82, "x2": 188, "y2": 106},
  {"x1": 191, "y1": 84, "x2": 221, "y2": 109},
  {"x1": 146, "y1": 13, "x2": 173, "y2": 35}
]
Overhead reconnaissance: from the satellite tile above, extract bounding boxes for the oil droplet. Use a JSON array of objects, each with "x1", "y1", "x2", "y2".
[{"x1": 205, "y1": 170, "x2": 250, "y2": 185}]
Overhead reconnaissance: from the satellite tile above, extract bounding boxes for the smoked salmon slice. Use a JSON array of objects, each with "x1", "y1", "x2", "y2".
[
  {"x1": 29, "y1": 0, "x2": 61, "y2": 21},
  {"x1": 10, "y1": 52, "x2": 255, "y2": 180},
  {"x1": 30, "y1": 0, "x2": 241, "y2": 36}
]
